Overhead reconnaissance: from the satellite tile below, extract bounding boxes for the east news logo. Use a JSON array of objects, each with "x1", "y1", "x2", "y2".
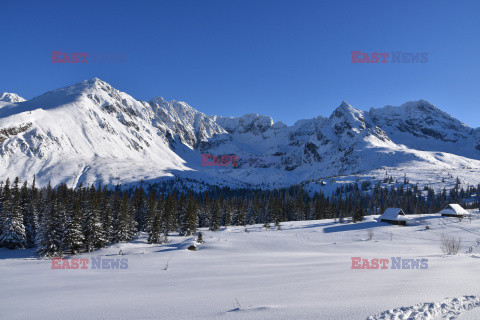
[
  {"x1": 51, "y1": 51, "x2": 128, "y2": 63},
  {"x1": 351, "y1": 51, "x2": 428, "y2": 63},
  {"x1": 201, "y1": 154, "x2": 239, "y2": 167},
  {"x1": 351, "y1": 257, "x2": 428, "y2": 269},
  {"x1": 51, "y1": 257, "x2": 128, "y2": 270}
]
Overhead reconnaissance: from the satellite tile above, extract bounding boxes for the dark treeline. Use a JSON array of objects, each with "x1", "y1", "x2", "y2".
[{"x1": 0, "y1": 176, "x2": 478, "y2": 256}]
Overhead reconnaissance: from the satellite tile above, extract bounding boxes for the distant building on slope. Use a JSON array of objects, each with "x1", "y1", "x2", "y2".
[
  {"x1": 379, "y1": 208, "x2": 407, "y2": 226},
  {"x1": 440, "y1": 204, "x2": 467, "y2": 217}
]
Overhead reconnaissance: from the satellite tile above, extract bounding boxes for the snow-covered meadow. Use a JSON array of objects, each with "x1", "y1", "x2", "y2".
[{"x1": 1, "y1": 213, "x2": 480, "y2": 320}]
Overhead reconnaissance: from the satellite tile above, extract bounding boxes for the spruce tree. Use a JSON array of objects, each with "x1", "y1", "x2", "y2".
[
  {"x1": 294, "y1": 194, "x2": 305, "y2": 221},
  {"x1": 245, "y1": 199, "x2": 256, "y2": 225},
  {"x1": 102, "y1": 190, "x2": 114, "y2": 244},
  {"x1": 352, "y1": 206, "x2": 364, "y2": 223},
  {"x1": 196, "y1": 232, "x2": 204, "y2": 243},
  {"x1": 313, "y1": 197, "x2": 323, "y2": 220},
  {"x1": 199, "y1": 194, "x2": 211, "y2": 228},
  {"x1": 145, "y1": 191, "x2": 158, "y2": 233},
  {"x1": 36, "y1": 185, "x2": 64, "y2": 257},
  {"x1": 23, "y1": 179, "x2": 39, "y2": 248},
  {"x1": 65, "y1": 200, "x2": 84, "y2": 254},
  {"x1": 110, "y1": 188, "x2": 122, "y2": 242},
  {"x1": 132, "y1": 187, "x2": 147, "y2": 231},
  {"x1": 210, "y1": 199, "x2": 221, "y2": 231},
  {"x1": 162, "y1": 193, "x2": 177, "y2": 235},
  {"x1": 147, "y1": 203, "x2": 163, "y2": 244},
  {"x1": 0, "y1": 179, "x2": 10, "y2": 248},
  {"x1": 0, "y1": 178, "x2": 27, "y2": 249},
  {"x1": 116, "y1": 192, "x2": 137, "y2": 242},
  {"x1": 180, "y1": 194, "x2": 198, "y2": 236},
  {"x1": 232, "y1": 198, "x2": 246, "y2": 226},
  {"x1": 222, "y1": 198, "x2": 232, "y2": 226},
  {"x1": 83, "y1": 186, "x2": 106, "y2": 251}
]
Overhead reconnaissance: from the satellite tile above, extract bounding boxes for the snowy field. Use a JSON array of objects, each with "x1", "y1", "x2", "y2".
[{"x1": 1, "y1": 213, "x2": 480, "y2": 320}]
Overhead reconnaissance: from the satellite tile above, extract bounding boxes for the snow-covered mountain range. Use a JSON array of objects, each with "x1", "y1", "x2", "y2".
[{"x1": 1, "y1": 78, "x2": 480, "y2": 191}]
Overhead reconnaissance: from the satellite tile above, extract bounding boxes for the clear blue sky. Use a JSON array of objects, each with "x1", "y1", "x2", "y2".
[{"x1": 1, "y1": 0, "x2": 479, "y2": 126}]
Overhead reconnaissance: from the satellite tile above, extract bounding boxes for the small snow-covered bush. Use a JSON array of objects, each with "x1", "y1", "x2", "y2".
[
  {"x1": 466, "y1": 214, "x2": 473, "y2": 224},
  {"x1": 196, "y1": 232, "x2": 204, "y2": 244},
  {"x1": 440, "y1": 234, "x2": 461, "y2": 255},
  {"x1": 367, "y1": 230, "x2": 374, "y2": 240}
]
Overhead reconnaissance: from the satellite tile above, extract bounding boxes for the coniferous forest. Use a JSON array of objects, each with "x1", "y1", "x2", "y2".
[{"x1": 0, "y1": 176, "x2": 478, "y2": 257}]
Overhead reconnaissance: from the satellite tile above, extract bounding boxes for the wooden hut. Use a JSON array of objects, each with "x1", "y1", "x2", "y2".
[
  {"x1": 440, "y1": 204, "x2": 467, "y2": 217},
  {"x1": 379, "y1": 208, "x2": 407, "y2": 226}
]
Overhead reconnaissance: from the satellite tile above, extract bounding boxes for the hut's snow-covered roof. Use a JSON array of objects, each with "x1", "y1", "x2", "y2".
[
  {"x1": 440, "y1": 204, "x2": 467, "y2": 215},
  {"x1": 379, "y1": 208, "x2": 407, "y2": 221}
]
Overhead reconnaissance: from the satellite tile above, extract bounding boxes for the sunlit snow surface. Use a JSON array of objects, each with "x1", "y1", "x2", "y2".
[{"x1": 1, "y1": 212, "x2": 480, "y2": 320}]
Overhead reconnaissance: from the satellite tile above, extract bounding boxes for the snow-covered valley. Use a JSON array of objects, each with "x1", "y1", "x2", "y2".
[
  {"x1": 2, "y1": 213, "x2": 480, "y2": 320},
  {"x1": 3, "y1": 1, "x2": 479, "y2": 319}
]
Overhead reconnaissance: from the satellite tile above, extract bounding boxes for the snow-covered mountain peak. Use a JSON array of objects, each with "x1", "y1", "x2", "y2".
[
  {"x1": 328, "y1": 101, "x2": 370, "y2": 135},
  {"x1": 149, "y1": 96, "x2": 167, "y2": 105},
  {"x1": 0, "y1": 92, "x2": 25, "y2": 103},
  {"x1": 149, "y1": 97, "x2": 203, "y2": 120},
  {"x1": 339, "y1": 100, "x2": 353, "y2": 109},
  {"x1": 89, "y1": 77, "x2": 103, "y2": 83},
  {"x1": 370, "y1": 100, "x2": 455, "y2": 122},
  {"x1": 148, "y1": 97, "x2": 226, "y2": 148},
  {"x1": 57, "y1": 78, "x2": 155, "y2": 120},
  {"x1": 331, "y1": 100, "x2": 363, "y2": 118},
  {"x1": 12, "y1": 78, "x2": 119, "y2": 113},
  {"x1": 77, "y1": 78, "x2": 125, "y2": 99},
  {"x1": 49, "y1": 78, "x2": 109, "y2": 95},
  {"x1": 368, "y1": 99, "x2": 478, "y2": 157},
  {"x1": 216, "y1": 113, "x2": 274, "y2": 134},
  {"x1": 80, "y1": 77, "x2": 111, "y2": 89},
  {"x1": 371, "y1": 100, "x2": 470, "y2": 131},
  {"x1": 399, "y1": 99, "x2": 445, "y2": 114}
]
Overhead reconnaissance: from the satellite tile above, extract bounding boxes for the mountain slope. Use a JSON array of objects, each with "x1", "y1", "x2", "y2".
[
  {"x1": 1, "y1": 78, "x2": 480, "y2": 191},
  {"x1": 0, "y1": 79, "x2": 190, "y2": 187},
  {"x1": 369, "y1": 100, "x2": 480, "y2": 159}
]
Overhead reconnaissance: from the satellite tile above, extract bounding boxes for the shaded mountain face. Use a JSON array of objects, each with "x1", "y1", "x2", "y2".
[
  {"x1": 149, "y1": 96, "x2": 226, "y2": 148},
  {"x1": 1, "y1": 78, "x2": 479, "y2": 190}
]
